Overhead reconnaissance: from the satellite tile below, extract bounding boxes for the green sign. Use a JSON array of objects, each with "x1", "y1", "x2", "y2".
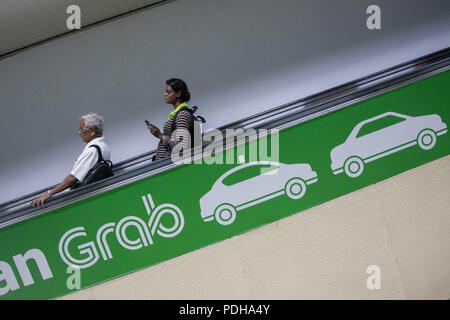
[{"x1": 0, "y1": 71, "x2": 449, "y2": 299}]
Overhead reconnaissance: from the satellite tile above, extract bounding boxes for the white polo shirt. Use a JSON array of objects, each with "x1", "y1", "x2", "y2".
[{"x1": 71, "y1": 137, "x2": 111, "y2": 182}]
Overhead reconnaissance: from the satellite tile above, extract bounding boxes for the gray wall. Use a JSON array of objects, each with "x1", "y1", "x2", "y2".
[{"x1": 1, "y1": 0, "x2": 449, "y2": 203}]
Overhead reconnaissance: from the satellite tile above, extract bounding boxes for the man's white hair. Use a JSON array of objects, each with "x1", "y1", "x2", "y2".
[{"x1": 81, "y1": 113, "x2": 104, "y2": 136}]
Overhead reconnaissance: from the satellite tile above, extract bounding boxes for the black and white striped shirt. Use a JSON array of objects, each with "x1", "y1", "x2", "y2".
[{"x1": 154, "y1": 109, "x2": 193, "y2": 160}]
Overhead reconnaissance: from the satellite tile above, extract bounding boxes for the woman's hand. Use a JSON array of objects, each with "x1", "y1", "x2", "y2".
[{"x1": 147, "y1": 123, "x2": 164, "y2": 140}]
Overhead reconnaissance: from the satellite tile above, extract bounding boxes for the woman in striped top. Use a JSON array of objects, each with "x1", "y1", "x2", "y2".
[{"x1": 147, "y1": 78, "x2": 193, "y2": 161}]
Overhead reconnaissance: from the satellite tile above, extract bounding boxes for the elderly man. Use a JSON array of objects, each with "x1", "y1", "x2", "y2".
[{"x1": 31, "y1": 113, "x2": 111, "y2": 207}]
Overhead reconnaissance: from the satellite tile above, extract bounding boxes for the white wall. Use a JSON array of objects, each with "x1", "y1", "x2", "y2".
[{"x1": 1, "y1": 0, "x2": 449, "y2": 203}]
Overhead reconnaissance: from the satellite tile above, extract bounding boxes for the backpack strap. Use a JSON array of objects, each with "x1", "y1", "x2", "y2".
[
  {"x1": 196, "y1": 115, "x2": 206, "y2": 123},
  {"x1": 89, "y1": 144, "x2": 104, "y2": 163},
  {"x1": 189, "y1": 106, "x2": 205, "y2": 123}
]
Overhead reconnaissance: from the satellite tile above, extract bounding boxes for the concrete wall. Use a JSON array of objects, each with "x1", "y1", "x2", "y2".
[
  {"x1": 59, "y1": 155, "x2": 450, "y2": 300},
  {"x1": 1, "y1": 0, "x2": 450, "y2": 203}
]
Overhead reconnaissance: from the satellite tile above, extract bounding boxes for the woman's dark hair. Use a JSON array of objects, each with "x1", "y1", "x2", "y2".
[{"x1": 166, "y1": 78, "x2": 191, "y2": 102}]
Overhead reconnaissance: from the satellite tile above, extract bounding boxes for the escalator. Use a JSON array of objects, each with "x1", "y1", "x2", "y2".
[{"x1": 0, "y1": 48, "x2": 449, "y2": 299}]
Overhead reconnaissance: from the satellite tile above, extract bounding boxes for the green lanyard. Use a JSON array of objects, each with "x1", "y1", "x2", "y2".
[{"x1": 168, "y1": 102, "x2": 187, "y2": 120}]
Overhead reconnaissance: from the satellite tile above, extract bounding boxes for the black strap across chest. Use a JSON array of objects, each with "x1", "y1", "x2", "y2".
[{"x1": 89, "y1": 144, "x2": 104, "y2": 162}]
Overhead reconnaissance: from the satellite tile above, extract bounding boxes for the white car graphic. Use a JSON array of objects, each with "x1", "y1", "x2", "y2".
[
  {"x1": 200, "y1": 161, "x2": 318, "y2": 226},
  {"x1": 330, "y1": 111, "x2": 447, "y2": 178}
]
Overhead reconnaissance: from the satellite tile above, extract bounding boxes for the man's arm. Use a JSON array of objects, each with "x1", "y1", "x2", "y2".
[{"x1": 31, "y1": 174, "x2": 79, "y2": 207}]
